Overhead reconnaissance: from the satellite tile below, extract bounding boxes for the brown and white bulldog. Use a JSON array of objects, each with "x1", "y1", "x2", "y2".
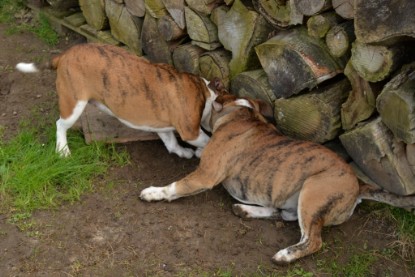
[
  {"x1": 16, "y1": 43, "x2": 219, "y2": 158},
  {"x1": 140, "y1": 94, "x2": 415, "y2": 264}
]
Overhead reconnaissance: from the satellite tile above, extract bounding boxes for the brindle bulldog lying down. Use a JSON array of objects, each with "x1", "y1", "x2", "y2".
[{"x1": 140, "y1": 94, "x2": 415, "y2": 264}]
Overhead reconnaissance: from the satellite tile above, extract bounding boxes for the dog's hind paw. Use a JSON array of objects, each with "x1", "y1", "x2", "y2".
[
  {"x1": 56, "y1": 145, "x2": 71, "y2": 157},
  {"x1": 232, "y1": 204, "x2": 251, "y2": 219},
  {"x1": 232, "y1": 204, "x2": 279, "y2": 219},
  {"x1": 272, "y1": 249, "x2": 293, "y2": 265}
]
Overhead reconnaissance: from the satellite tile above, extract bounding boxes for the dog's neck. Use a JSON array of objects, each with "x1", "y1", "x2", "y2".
[
  {"x1": 211, "y1": 104, "x2": 280, "y2": 135},
  {"x1": 211, "y1": 105, "x2": 251, "y2": 132}
]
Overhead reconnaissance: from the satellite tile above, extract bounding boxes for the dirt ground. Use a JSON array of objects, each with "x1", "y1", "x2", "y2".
[{"x1": 0, "y1": 23, "x2": 414, "y2": 277}]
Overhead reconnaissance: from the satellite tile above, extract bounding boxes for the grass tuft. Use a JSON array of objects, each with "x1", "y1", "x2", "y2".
[
  {"x1": 388, "y1": 207, "x2": 415, "y2": 241},
  {"x1": 387, "y1": 207, "x2": 415, "y2": 262},
  {"x1": 285, "y1": 266, "x2": 314, "y2": 277},
  {"x1": 30, "y1": 12, "x2": 59, "y2": 46},
  {"x1": 0, "y1": 0, "x2": 26, "y2": 23},
  {"x1": 342, "y1": 252, "x2": 377, "y2": 277},
  {"x1": 1, "y1": 0, "x2": 59, "y2": 46},
  {"x1": 0, "y1": 120, "x2": 129, "y2": 214},
  {"x1": 317, "y1": 250, "x2": 377, "y2": 277}
]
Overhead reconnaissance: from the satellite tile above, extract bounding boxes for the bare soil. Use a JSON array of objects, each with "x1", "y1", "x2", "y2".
[{"x1": 0, "y1": 24, "x2": 414, "y2": 276}]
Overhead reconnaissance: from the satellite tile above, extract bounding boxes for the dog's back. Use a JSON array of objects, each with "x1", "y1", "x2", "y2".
[{"x1": 203, "y1": 107, "x2": 359, "y2": 207}]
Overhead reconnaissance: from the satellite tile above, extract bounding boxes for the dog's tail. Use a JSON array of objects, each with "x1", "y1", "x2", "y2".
[
  {"x1": 16, "y1": 53, "x2": 62, "y2": 73},
  {"x1": 359, "y1": 182, "x2": 415, "y2": 212}
]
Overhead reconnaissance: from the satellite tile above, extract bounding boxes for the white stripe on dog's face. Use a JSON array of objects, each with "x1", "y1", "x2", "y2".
[
  {"x1": 234, "y1": 99, "x2": 253, "y2": 109},
  {"x1": 201, "y1": 78, "x2": 218, "y2": 132}
]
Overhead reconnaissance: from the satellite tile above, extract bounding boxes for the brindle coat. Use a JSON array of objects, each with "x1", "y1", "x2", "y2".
[
  {"x1": 140, "y1": 95, "x2": 415, "y2": 264},
  {"x1": 17, "y1": 43, "x2": 218, "y2": 158},
  {"x1": 52, "y1": 43, "x2": 209, "y2": 136}
]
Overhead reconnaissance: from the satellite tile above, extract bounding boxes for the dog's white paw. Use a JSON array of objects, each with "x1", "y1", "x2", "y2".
[
  {"x1": 232, "y1": 204, "x2": 279, "y2": 219},
  {"x1": 195, "y1": 148, "x2": 203, "y2": 158},
  {"x1": 272, "y1": 249, "x2": 293, "y2": 265},
  {"x1": 140, "y1": 186, "x2": 168, "y2": 202},
  {"x1": 232, "y1": 204, "x2": 253, "y2": 219},
  {"x1": 140, "y1": 183, "x2": 178, "y2": 202},
  {"x1": 177, "y1": 147, "x2": 194, "y2": 159},
  {"x1": 56, "y1": 145, "x2": 71, "y2": 157}
]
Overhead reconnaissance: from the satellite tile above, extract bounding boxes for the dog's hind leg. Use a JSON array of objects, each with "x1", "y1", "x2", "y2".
[
  {"x1": 272, "y1": 213, "x2": 323, "y2": 265},
  {"x1": 272, "y1": 173, "x2": 358, "y2": 264},
  {"x1": 272, "y1": 180, "x2": 325, "y2": 264},
  {"x1": 56, "y1": 100, "x2": 88, "y2": 157},
  {"x1": 232, "y1": 204, "x2": 279, "y2": 219}
]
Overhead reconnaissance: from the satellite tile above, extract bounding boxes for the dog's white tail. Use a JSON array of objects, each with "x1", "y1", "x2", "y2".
[{"x1": 16, "y1": 62, "x2": 39, "y2": 73}]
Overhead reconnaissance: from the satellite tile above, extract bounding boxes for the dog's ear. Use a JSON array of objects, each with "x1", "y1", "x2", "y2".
[
  {"x1": 213, "y1": 100, "x2": 223, "y2": 112},
  {"x1": 255, "y1": 99, "x2": 274, "y2": 119},
  {"x1": 208, "y1": 77, "x2": 227, "y2": 96}
]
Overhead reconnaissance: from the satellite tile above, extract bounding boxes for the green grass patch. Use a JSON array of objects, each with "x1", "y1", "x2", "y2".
[
  {"x1": 0, "y1": 120, "x2": 129, "y2": 214},
  {"x1": 285, "y1": 266, "x2": 314, "y2": 277},
  {"x1": 387, "y1": 206, "x2": 415, "y2": 262},
  {"x1": 317, "y1": 250, "x2": 377, "y2": 277},
  {"x1": 29, "y1": 12, "x2": 59, "y2": 46},
  {"x1": 388, "y1": 207, "x2": 415, "y2": 242},
  {"x1": 360, "y1": 202, "x2": 415, "y2": 262},
  {"x1": 0, "y1": 0, "x2": 26, "y2": 23},
  {"x1": 338, "y1": 252, "x2": 377, "y2": 277},
  {"x1": 0, "y1": 0, "x2": 59, "y2": 46}
]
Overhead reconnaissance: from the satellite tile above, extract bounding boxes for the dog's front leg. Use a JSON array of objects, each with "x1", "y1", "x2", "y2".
[
  {"x1": 140, "y1": 167, "x2": 222, "y2": 202},
  {"x1": 139, "y1": 182, "x2": 178, "y2": 202},
  {"x1": 185, "y1": 128, "x2": 210, "y2": 158},
  {"x1": 157, "y1": 131, "x2": 195, "y2": 159}
]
